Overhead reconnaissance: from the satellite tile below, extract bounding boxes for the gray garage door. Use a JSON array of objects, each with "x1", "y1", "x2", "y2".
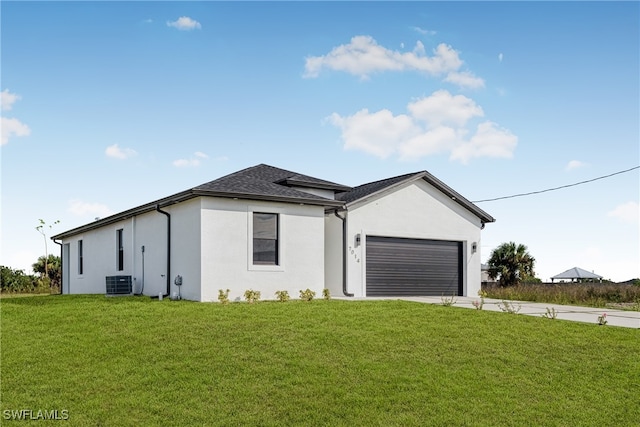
[{"x1": 366, "y1": 236, "x2": 462, "y2": 297}]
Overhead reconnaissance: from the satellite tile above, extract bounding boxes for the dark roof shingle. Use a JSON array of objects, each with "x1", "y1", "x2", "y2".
[
  {"x1": 194, "y1": 164, "x2": 348, "y2": 203},
  {"x1": 336, "y1": 172, "x2": 419, "y2": 203}
]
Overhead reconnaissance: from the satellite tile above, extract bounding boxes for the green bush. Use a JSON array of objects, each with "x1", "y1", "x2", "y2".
[
  {"x1": 244, "y1": 289, "x2": 260, "y2": 304},
  {"x1": 322, "y1": 288, "x2": 331, "y2": 300},
  {"x1": 218, "y1": 289, "x2": 230, "y2": 304},
  {"x1": 299, "y1": 289, "x2": 316, "y2": 302},
  {"x1": 1, "y1": 266, "x2": 37, "y2": 293},
  {"x1": 275, "y1": 290, "x2": 290, "y2": 302}
]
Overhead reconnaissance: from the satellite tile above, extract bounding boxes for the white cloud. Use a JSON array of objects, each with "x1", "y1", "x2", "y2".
[
  {"x1": 1, "y1": 90, "x2": 30, "y2": 145},
  {"x1": 173, "y1": 151, "x2": 209, "y2": 167},
  {"x1": 565, "y1": 160, "x2": 587, "y2": 171},
  {"x1": 68, "y1": 200, "x2": 114, "y2": 218},
  {"x1": 329, "y1": 109, "x2": 418, "y2": 159},
  {"x1": 399, "y1": 126, "x2": 463, "y2": 160},
  {"x1": 1, "y1": 117, "x2": 31, "y2": 145},
  {"x1": 607, "y1": 202, "x2": 639, "y2": 224},
  {"x1": 407, "y1": 90, "x2": 484, "y2": 127},
  {"x1": 450, "y1": 121, "x2": 518, "y2": 164},
  {"x1": 304, "y1": 35, "x2": 476, "y2": 86},
  {"x1": 443, "y1": 71, "x2": 485, "y2": 89},
  {"x1": 105, "y1": 144, "x2": 137, "y2": 159},
  {"x1": 329, "y1": 90, "x2": 517, "y2": 163},
  {"x1": 1, "y1": 89, "x2": 20, "y2": 111},
  {"x1": 412, "y1": 26, "x2": 436, "y2": 36},
  {"x1": 167, "y1": 16, "x2": 201, "y2": 31},
  {"x1": 498, "y1": 53, "x2": 503, "y2": 62}
]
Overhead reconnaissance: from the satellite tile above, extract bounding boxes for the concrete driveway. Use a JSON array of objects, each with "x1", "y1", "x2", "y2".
[{"x1": 340, "y1": 296, "x2": 640, "y2": 328}]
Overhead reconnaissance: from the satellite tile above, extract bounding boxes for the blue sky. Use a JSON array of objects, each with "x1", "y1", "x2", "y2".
[{"x1": 2, "y1": 1, "x2": 638, "y2": 282}]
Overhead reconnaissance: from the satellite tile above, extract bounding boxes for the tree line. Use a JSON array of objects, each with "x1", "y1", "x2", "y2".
[{"x1": 1, "y1": 255, "x2": 61, "y2": 293}]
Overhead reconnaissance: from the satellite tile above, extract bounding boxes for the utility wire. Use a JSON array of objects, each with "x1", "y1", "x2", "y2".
[{"x1": 472, "y1": 166, "x2": 640, "y2": 203}]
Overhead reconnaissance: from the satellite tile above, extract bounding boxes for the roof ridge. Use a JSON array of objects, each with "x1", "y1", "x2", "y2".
[{"x1": 350, "y1": 171, "x2": 423, "y2": 189}]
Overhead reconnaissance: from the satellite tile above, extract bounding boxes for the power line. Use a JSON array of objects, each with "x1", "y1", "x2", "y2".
[{"x1": 472, "y1": 166, "x2": 640, "y2": 203}]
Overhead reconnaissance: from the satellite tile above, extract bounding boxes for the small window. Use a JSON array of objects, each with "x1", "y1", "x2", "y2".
[
  {"x1": 253, "y1": 213, "x2": 278, "y2": 265},
  {"x1": 116, "y1": 229, "x2": 124, "y2": 271},
  {"x1": 78, "y1": 240, "x2": 84, "y2": 275}
]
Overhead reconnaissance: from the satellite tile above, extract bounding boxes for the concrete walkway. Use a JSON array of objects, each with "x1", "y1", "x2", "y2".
[{"x1": 338, "y1": 296, "x2": 640, "y2": 329}]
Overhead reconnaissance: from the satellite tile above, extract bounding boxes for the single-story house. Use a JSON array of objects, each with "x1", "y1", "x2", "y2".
[
  {"x1": 51, "y1": 164, "x2": 495, "y2": 302},
  {"x1": 551, "y1": 267, "x2": 603, "y2": 283}
]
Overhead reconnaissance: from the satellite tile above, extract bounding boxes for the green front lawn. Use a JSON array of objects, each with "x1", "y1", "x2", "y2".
[{"x1": 1, "y1": 296, "x2": 638, "y2": 426}]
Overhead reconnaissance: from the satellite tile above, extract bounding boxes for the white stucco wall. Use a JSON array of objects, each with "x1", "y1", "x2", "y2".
[
  {"x1": 129, "y1": 210, "x2": 169, "y2": 297},
  {"x1": 343, "y1": 179, "x2": 484, "y2": 297},
  {"x1": 168, "y1": 199, "x2": 202, "y2": 300},
  {"x1": 61, "y1": 198, "x2": 202, "y2": 299},
  {"x1": 200, "y1": 198, "x2": 326, "y2": 302},
  {"x1": 324, "y1": 212, "x2": 344, "y2": 297},
  {"x1": 290, "y1": 186, "x2": 336, "y2": 200},
  {"x1": 63, "y1": 218, "x2": 136, "y2": 295}
]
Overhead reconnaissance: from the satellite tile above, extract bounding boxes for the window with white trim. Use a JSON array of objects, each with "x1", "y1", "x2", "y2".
[{"x1": 252, "y1": 212, "x2": 279, "y2": 265}]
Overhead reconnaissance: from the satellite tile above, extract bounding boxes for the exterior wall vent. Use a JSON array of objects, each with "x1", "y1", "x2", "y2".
[{"x1": 106, "y1": 276, "x2": 132, "y2": 295}]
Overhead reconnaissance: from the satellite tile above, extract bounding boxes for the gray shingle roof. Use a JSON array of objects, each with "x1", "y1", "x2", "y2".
[
  {"x1": 52, "y1": 163, "x2": 494, "y2": 239},
  {"x1": 52, "y1": 164, "x2": 345, "y2": 239},
  {"x1": 337, "y1": 170, "x2": 495, "y2": 224},
  {"x1": 195, "y1": 164, "x2": 351, "y2": 199},
  {"x1": 336, "y1": 172, "x2": 418, "y2": 203}
]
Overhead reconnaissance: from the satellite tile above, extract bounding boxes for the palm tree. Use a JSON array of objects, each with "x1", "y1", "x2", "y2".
[
  {"x1": 32, "y1": 255, "x2": 61, "y2": 289},
  {"x1": 487, "y1": 242, "x2": 536, "y2": 287}
]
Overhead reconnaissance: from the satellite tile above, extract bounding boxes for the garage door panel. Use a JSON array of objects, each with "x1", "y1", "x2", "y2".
[{"x1": 366, "y1": 236, "x2": 462, "y2": 297}]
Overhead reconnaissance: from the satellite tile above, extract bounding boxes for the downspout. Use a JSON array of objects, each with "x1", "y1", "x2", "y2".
[
  {"x1": 155, "y1": 204, "x2": 171, "y2": 297},
  {"x1": 334, "y1": 209, "x2": 353, "y2": 297},
  {"x1": 53, "y1": 239, "x2": 63, "y2": 295}
]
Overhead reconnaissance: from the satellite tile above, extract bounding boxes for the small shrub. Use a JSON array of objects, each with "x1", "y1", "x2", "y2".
[
  {"x1": 275, "y1": 290, "x2": 290, "y2": 302},
  {"x1": 218, "y1": 289, "x2": 230, "y2": 304},
  {"x1": 322, "y1": 288, "x2": 331, "y2": 300},
  {"x1": 244, "y1": 289, "x2": 261, "y2": 304},
  {"x1": 441, "y1": 294, "x2": 457, "y2": 307},
  {"x1": 498, "y1": 300, "x2": 521, "y2": 314},
  {"x1": 473, "y1": 290, "x2": 487, "y2": 310},
  {"x1": 299, "y1": 289, "x2": 316, "y2": 302},
  {"x1": 542, "y1": 307, "x2": 558, "y2": 319},
  {"x1": 597, "y1": 313, "x2": 608, "y2": 326}
]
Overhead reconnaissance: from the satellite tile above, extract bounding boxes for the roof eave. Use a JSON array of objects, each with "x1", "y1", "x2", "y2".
[
  {"x1": 51, "y1": 189, "x2": 197, "y2": 240},
  {"x1": 51, "y1": 190, "x2": 343, "y2": 240},
  {"x1": 345, "y1": 171, "x2": 495, "y2": 224},
  {"x1": 192, "y1": 189, "x2": 345, "y2": 207},
  {"x1": 420, "y1": 171, "x2": 495, "y2": 224}
]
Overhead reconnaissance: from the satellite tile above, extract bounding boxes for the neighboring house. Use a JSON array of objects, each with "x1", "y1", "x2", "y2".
[
  {"x1": 551, "y1": 267, "x2": 603, "y2": 283},
  {"x1": 481, "y1": 263, "x2": 493, "y2": 284},
  {"x1": 52, "y1": 164, "x2": 494, "y2": 302}
]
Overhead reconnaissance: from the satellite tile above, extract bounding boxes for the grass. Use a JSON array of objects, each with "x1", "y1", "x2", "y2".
[
  {"x1": 483, "y1": 283, "x2": 640, "y2": 310},
  {"x1": 1, "y1": 295, "x2": 639, "y2": 426}
]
